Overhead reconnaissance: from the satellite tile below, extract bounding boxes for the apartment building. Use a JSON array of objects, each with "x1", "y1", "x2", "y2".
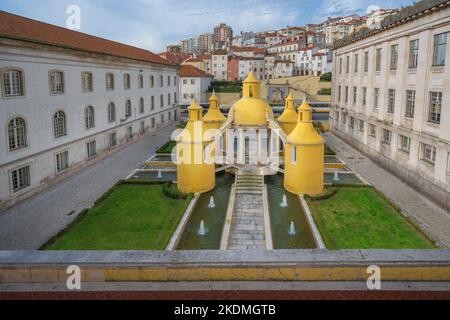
[
  {"x1": 331, "y1": 0, "x2": 450, "y2": 209},
  {"x1": 0, "y1": 11, "x2": 179, "y2": 209},
  {"x1": 211, "y1": 50, "x2": 228, "y2": 80}
]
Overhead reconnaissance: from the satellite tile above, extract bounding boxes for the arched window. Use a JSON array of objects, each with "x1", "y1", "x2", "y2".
[
  {"x1": 139, "y1": 97, "x2": 144, "y2": 114},
  {"x1": 53, "y1": 111, "x2": 67, "y2": 138},
  {"x1": 125, "y1": 100, "x2": 132, "y2": 117},
  {"x1": 108, "y1": 102, "x2": 116, "y2": 123},
  {"x1": 8, "y1": 117, "x2": 27, "y2": 151},
  {"x1": 3, "y1": 69, "x2": 24, "y2": 97},
  {"x1": 49, "y1": 71, "x2": 64, "y2": 94},
  {"x1": 85, "y1": 106, "x2": 95, "y2": 129},
  {"x1": 124, "y1": 73, "x2": 131, "y2": 90},
  {"x1": 160, "y1": 94, "x2": 164, "y2": 108}
]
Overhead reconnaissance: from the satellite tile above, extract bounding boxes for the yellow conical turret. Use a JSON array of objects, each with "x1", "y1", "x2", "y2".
[
  {"x1": 284, "y1": 99, "x2": 324, "y2": 196},
  {"x1": 203, "y1": 91, "x2": 226, "y2": 130},
  {"x1": 277, "y1": 91, "x2": 298, "y2": 135},
  {"x1": 177, "y1": 100, "x2": 215, "y2": 194}
]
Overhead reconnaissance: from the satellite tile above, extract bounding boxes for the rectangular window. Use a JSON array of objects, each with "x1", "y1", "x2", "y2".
[
  {"x1": 339, "y1": 57, "x2": 343, "y2": 74},
  {"x1": 11, "y1": 165, "x2": 30, "y2": 193},
  {"x1": 150, "y1": 75, "x2": 154, "y2": 88},
  {"x1": 388, "y1": 89, "x2": 395, "y2": 113},
  {"x1": 56, "y1": 151, "x2": 69, "y2": 173},
  {"x1": 109, "y1": 133, "x2": 117, "y2": 148},
  {"x1": 168, "y1": 76, "x2": 171, "y2": 87},
  {"x1": 126, "y1": 126, "x2": 133, "y2": 138},
  {"x1": 151, "y1": 118, "x2": 155, "y2": 129},
  {"x1": 373, "y1": 88, "x2": 380, "y2": 110},
  {"x1": 405, "y1": 90, "x2": 416, "y2": 118},
  {"x1": 86, "y1": 140, "x2": 96, "y2": 159},
  {"x1": 353, "y1": 87, "x2": 357, "y2": 105},
  {"x1": 50, "y1": 71, "x2": 64, "y2": 94},
  {"x1": 390, "y1": 44, "x2": 398, "y2": 70},
  {"x1": 345, "y1": 86, "x2": 348, "y2": 103},
  {"x1": 291, "y1": 146, "x2": 297, "y2": 163},
  {"x1": 421, "y1": 143, "x2": 436, "y2": 165},
  {"x1": 346, "y1": 56, "x2": 350, "y2": 73},
  {"x1": 369, "y1": 124, "x2": 376, "y2": 137},
  {"x1": 428, "y1": 92, "x2": 442, "y2": 124},
  {"x1": 364, "y1": 51, "x2": 369, "y2": 72},
  {"x1": 382, "y1": 129, "x2": 392, "y2": 145},
  {"x1": 140, "y1": 121, "x2": 145, "y2": 133},
  {"x1": 138, "y1": 74, "x2": 144, "y2": 89},
  {"x1": 81, "y1": 72, "x2": 93, "y2": 92},
  {"x1": 362, "y1": 87, "x2": 367, "y2": 107},
  {"x1": 375, "y1": 48, "x2": 382, "y2": 72},
  {"x1": 338, "y1": 85, "x2": 341, "y2": 101},
  {"x1": 433, "y1": 32, "x2": 448, "y2": 66},
  {"x1": 124, "y1": 74, "x2": 131, "y2": 90},
  {"x1": 3, "y1": 69, "x2": 24, "y2": 96},
  {"x1": 399, "y1": 135, "x2": 411, "y2": 153},
  {"x1": 359, "y1": 120, "x2": 364, "y2": 132},
  {"x1": 349, "y1": 116, "x2": 355, "y2": 130},
  {"x1": 354, "y1": 54, "x2": 358, "y2": 73},
  {"x1": 160, "y1": 75, "x2": 163, "y2": 87},
  {"x1": 106, "y1": 73, "x2": 114, "y2": 90},
  {"x1": 409, "y1": 39, "x2": 419, "y2": 69}
]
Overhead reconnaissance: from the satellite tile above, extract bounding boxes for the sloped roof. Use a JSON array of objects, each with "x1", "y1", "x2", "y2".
[
  {"x1": 0, "y1": 10, "x2": 172, "y2": 66},
  {"x1": 179, "y1": 64, "x2": 213, "y2": 78}
]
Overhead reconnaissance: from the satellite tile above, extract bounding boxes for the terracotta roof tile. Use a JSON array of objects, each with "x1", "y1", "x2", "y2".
[
  {"x1": 179, "y1": 64, "x2": 212, "y2": 78},
  {"x1": 0, "y1": 10, "x2": 172, "y2": 66}
]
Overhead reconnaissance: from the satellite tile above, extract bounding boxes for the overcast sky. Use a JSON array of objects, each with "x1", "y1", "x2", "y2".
[{"x1": 1, "y1": 0, "x2": 414, "y2": 52}]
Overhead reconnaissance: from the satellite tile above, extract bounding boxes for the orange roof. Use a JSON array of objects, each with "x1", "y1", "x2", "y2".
[
  {"x1": 178, "y1": 65, "x2": 212, "y2": 78},
  {"x1": 159, "y1": 51, "x2": 192, "y2": 64},
  {"x1": 0, "y1": 11, "x2": 171, "y2": 66}
]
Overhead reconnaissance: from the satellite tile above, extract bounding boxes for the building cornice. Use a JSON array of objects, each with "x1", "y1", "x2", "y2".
[{"x1": 333, "y1": 0, "x2": 450, "y2": 50}]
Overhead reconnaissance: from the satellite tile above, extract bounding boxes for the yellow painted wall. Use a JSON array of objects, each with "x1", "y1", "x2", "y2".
[
  {"x1": 260, "y1": 76, "x2": 331, "y2": 102},
  {"x1": 285, "y1": 144, "x2": 324, "y2": 196},
  {"x1": 177, "y1": 143, "x2": 215, "y2": 194}
]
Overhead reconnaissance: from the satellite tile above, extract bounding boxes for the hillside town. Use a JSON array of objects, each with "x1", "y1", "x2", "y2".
[{"x1": 158, "y1": 8, "x2": 398, "y2": 81}]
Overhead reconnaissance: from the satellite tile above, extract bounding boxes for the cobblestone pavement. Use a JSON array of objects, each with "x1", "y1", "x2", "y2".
[
  {"x1": 0, "y1": 125, "x2": 176, "y2": 250},
  {"x1": 326, "y1": 133, "x2": 450, "y2": 248},
  {"x1": 228, "y1": 194, "x2": 266, "y2": 250}
]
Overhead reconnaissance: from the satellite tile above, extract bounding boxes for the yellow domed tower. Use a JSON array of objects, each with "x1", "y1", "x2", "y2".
[
  {"x1": 230, "y1": 71, "x2": 274, "y2": 126},
  {"x1": 284, "y1": 99, "x2": 325, "y2": 196},
  {"x1": 177, "y1": 100, "x2": 215, "y2": 194},
  {"x1": 203, "y1": 91, "x2": 225, "y2": 130},
  {"x1": 277, "y1": 92, "x2": 298, "y2": 135}
]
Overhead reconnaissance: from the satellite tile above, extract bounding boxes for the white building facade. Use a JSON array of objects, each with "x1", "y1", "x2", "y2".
[
  {"x1": 0, "y1": 12, "x2": 179, "y2": 210},
  {"x1": 331, "y1": 0, "x2": 450, "y2": 209},
  {"x1": 179, "y1": 65, "x2": 213, "y2": 106}
]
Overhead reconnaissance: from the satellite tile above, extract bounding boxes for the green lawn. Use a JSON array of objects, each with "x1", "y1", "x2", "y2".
[
  {"x1": 307, "y1": 187, "x2": 435, "y2": 250},
  {"x1": 46, "y1": 184, "x2": 192, "y2": 250},
  {"x1": 156, "y1": 141, "x2": 176, "y2": 154}
]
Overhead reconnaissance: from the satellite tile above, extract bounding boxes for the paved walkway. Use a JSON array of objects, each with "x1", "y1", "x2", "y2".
[
  {"x1": 0, "y1": 125, "x2": 176, "y2": 250},
  {"x1": 228, "y1": 173, "x2": 266, "y2": 250},
  {"x1": 326, "y1": 133, "x2": 450, "y2": 248}
]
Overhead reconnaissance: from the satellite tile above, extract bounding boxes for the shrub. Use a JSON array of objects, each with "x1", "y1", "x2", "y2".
[
  {"x1": 163, "y1": 183, "x2": 188, "y2": 200},
  {"x1": 317, "y1": 88, "x2": 331, "y2": 95},
  {"x1": 320, "y1": 72, "x2": 332, "y2": 82},
  {"x1": 313, "y1": 121, "x2": 325, "y2": 134},
  {"x1": 305, "y1": 188, "x2": 338, "y2": 202}
]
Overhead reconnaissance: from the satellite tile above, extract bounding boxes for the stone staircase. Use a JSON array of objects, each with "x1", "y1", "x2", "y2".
[{"x1": 227, "y1": 171, "x2": 266, "y2": 250}]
